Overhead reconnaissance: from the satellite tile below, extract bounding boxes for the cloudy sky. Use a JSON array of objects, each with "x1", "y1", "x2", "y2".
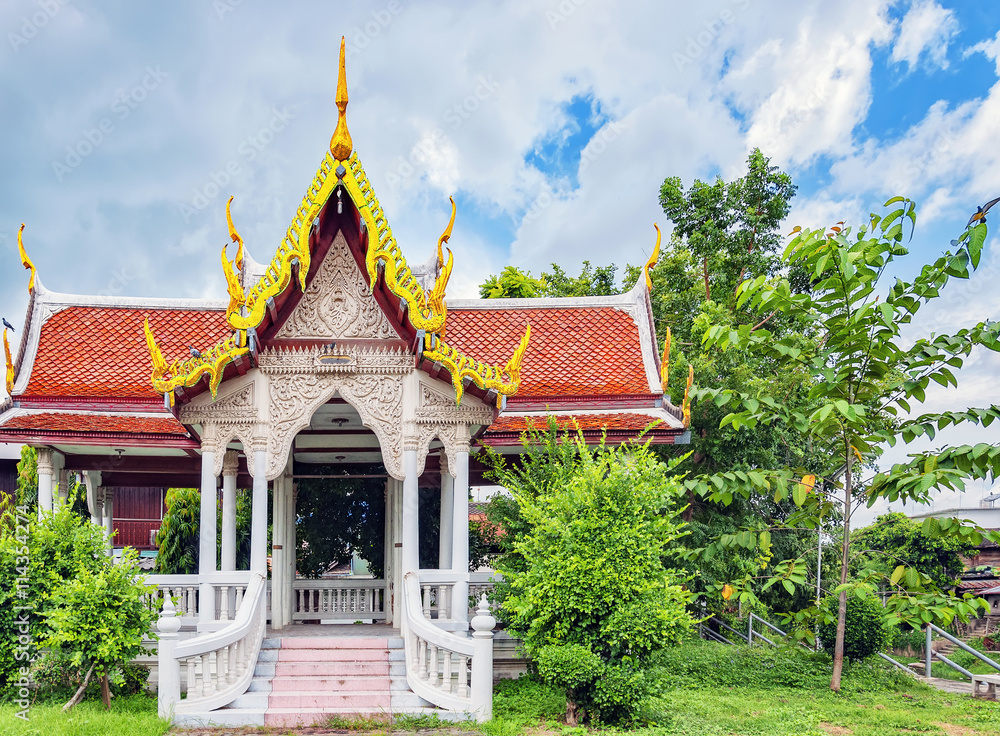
[{"x1": 1, "y1": 0, "x2": 998, "y2": 523}]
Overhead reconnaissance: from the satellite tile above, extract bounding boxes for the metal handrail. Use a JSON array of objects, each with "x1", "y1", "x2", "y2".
[
  {"x1": 710, "y1": 615, "x2": 750, "y2": 643},
  {"x1": 925, "y1": 623, "x2": 1000, "y2": 679},
  {"x1": 699, "y1": 623, "x2": 735, "y2": 645},
  {"x1": 876, "y1": 652, "x2": 915, "y2": 675}
]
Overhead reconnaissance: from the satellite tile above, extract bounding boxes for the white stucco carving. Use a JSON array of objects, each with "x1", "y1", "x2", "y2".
[{"x1": 275, "y1": 231, "x2": 397, "y2": 340}]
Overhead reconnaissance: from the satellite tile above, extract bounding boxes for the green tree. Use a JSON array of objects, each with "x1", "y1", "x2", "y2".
[
  {"x1": 16, "y1": 445, "x2": 37, "y2": 511},
  {"x1": 42, "y1": 546, "x2": 156, "y2": 710},
  {"x1": 485, "y1": 424, "x2": 692, "y2": 724},
  {"x1": 816, "y1": 592, "x2": 890, "y2": 661},
  {"x1": 155, "y1": 487, "x2": 200, "y2": 574},
  {"x1": 852, "y1": 512, "x2": 977, "y2": 590},
  {"x1": 479, "y1": 265, "x2": 546, "y2": 299},
  {"x1": 686, "y1": 197, "x2": 1000, "y2": 690}
]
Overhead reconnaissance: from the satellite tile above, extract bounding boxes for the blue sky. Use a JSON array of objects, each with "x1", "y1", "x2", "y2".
[{"x1": 1, "y1": 0, "x2": 998, "y2": 522}]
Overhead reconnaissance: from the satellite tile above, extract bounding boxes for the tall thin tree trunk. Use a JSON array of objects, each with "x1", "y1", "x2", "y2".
[
  {"x1": 703, "y1": 256, "x2": 711, "y2": 301},
  {"x1": 63, "y1": 662, "x2": 95, "y2": 712},
  {"x1": 100, "y1": 673, "x2": 112, "y2": 709},
  {"x1": 830, "y1": 444, "x2": 854, "y2": 691}
]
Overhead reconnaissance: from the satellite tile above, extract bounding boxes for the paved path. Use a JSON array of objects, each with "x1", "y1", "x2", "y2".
[{"x1": 919, "y1": 676, "x2": 981, "y2": 696}]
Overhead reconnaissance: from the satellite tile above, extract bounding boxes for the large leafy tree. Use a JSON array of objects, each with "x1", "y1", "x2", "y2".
[{"x1": 686, "y1": 197, "x2": 1000, "y2": 690}]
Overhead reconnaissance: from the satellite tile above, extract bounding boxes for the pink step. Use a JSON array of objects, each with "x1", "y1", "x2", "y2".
[
  {"x1": 265, "y1": 709, "x2": 392, "y2": 727},
  {"x1": 275, "y1": 661, "x2": 390, "y2": 677},
  {"x1": 270, "y1": 676, "x2": 390, "y2": 692},
  {"x1": 277, "y1": 647, "x2": 386, "y2": 662},
  {"x1": 268, "y1": 691, "x2": 391, "y2": 709},
  {"x1": 279, "y1": 637, "x2": 388, "y2": 649}
]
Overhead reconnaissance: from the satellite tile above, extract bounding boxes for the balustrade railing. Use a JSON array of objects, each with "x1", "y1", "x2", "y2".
[
  {"x1": 145, "y1": 572, "x2": 253, "y2": 624},
  {"x1": 286, "y1": 578, "x2": 387, "y2": 622},
  {"x1": 401, "y1": 571, "x2": 494, "y2": 721},
  {"x1": 156, "y1": 572, "x2": 267, "y2": 720}
]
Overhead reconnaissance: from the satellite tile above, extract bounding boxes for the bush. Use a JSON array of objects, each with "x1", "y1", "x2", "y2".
[
  {"x1": 817, "y1": 593, "x2": 890, "y2": 661},
  {"x1": 591, "y1": 663, "x2": 648, "y2": 726},
  {"x1": 535, "y1": 644, "x2": 603, "y2": 725},
  {"x1": 493, "y1": 675, "x2": 566, "y2": 721}
]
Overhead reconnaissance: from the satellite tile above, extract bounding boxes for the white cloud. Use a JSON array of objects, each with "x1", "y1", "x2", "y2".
[
  {"x1": 965, "y1": 29, "x2": 1000, "y2": 76},
  {"x1": 890, "y1": 0, "x2": 960, "y2": 71}
]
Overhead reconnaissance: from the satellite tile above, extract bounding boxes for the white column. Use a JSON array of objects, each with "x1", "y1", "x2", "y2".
[
  {"x1": 221, "y1": 451, "x2": 239, "y2": 572},
  {"x1": 402, "y1": 444, "x2": 420, "y2": 574},
  {"x1": 198, "y1": 429, "x2": 218, "y2": 624},
  {"x1": 85, "y1": 471, "x2": 103, "y2": 527},
  {"x1": 57, "y1": 469, "x2": 69, "y2": 507},
  {"x1": 439, "y1": 455, "x2": 454, "y2": 570},
  {"x1": 284, "y1": 482, "x2": 296, "y2": 626},
  {"x1": 451, "y1": 430, "x2": 471, "y2": 624},
  {"x1": 104, "y1": 487, "x2": 115, "y2": 553},
  {"x1": 36, "y1": 447, "x2": 53, "y2": 518},
  {"x1": 271, "y1": 473, "x2": 286, "y2": 630},
  {"x1": 250, "y1": 448, "x2": 268, "y2": 574}
]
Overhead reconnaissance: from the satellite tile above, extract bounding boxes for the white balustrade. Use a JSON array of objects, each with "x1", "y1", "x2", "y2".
[
  {"x1": 264, "y1": 578, "x2": 387, "y2": 622},
  {"x1": 145, "y1": 572, "x2": 252, "y2": 625},
  {"x1": 157, "y1": 572, "x2": 267, "y2": 719},
  {"x1": 401, "y1": 571, "x2": 495, "y2": 722}
]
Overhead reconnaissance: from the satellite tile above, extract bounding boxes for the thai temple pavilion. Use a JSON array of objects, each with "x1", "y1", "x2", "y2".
[{"x1": 0, "y1": 41, "x2": 689, "y2": 726}]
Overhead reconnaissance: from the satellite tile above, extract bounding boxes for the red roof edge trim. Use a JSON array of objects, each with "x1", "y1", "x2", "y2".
[
  {"x1": 505, "y1": 393, "x2": 664, "y2": 411},
  {"x1": 16, "y1": 396, "x2": 166, "y2": 411},
  {"x1": 480, "y1": 429, "x2": 683, "y2": 448},
  {"x1": 0, "y1": 430, "x2": 199, "y2": 448}
]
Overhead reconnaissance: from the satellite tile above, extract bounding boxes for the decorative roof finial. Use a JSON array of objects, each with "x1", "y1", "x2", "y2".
[
  {"x1": 330, "y1": 36, "x2": 353, "y2": 161},
  {"x1": 17, "y1": 224, "x2": 36, "y2": 293},
  {"x1": 660, "y1": 326, "x2": 671, "y2": 393},
  {"x1": 644, "y1": 223, "x2": 661, "y2": 291},
  {"x1": 3, "y1": 324, "x2": 13, "y2": 395}
]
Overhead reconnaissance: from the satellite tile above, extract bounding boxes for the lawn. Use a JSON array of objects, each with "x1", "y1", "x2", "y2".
[{"x1": 4, "y1": 641, "x2": 1000, "y2": 736}]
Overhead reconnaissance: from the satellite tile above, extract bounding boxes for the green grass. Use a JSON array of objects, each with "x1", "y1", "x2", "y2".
[{"x1": 0, "y1": 694, "x2": 169, "y2": 736}]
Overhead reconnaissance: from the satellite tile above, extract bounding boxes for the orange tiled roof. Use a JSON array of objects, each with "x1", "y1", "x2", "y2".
[
  {"x1": 0, "y1": 412, "x2": 188, "y2": 435},
  {"x1": 23, "y1": 307, "x2": 230, "y2": 399},
  {"x1": 446, "y1": 307, "x2": 650, "y2": 397},
  {"x1": 490, "y1": 413, "x2": 664, "y2": 433}
]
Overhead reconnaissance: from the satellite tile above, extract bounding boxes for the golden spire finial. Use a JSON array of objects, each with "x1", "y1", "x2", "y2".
[
  {"x1": 17, "y1": 224, "x2": 36, "y2": 293},
  {"x1": 644, "y1": 223, "x2": 661, "y2": 290},
  {"x1": 330, "y1": 36, "x2": 353, "y2": 161}
]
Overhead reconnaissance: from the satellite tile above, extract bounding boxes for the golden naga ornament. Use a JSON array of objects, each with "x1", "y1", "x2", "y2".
[
  {"x1": 643, "y1": 223, "x2": 661, "y2": 290},
  {"x1": 18, "y1": 224, "x2": 36, "y2": 293},
  {"x1": 144, "y1": 317, "x2": 250, "y2": 402},
  {"x1": 422, "y1": 324, "x2": 531, "y2": 406},
  {"x1": 423, "y1": 197, "x2": 456, "y2": 338},
  {"x1": 3, "y1": 326, "x2": 13, "y2": 395},
  {"x1": 660, "y1": 326, "x2": 671, "y2": 393},
  {"x1": 222, "y1": 196, "x2": 246, "y2": 326}
]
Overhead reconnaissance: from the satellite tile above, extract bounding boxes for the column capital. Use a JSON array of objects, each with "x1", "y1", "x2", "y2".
[
  {"x1": 222, "y1": 450, "x2": 240, "y2": 476},
  {"x1": 251, "y1": 424, "x2": 268, "y2": 453},
  {"x1": 200, "y1": 422, "x2": 218, "y2": 449},
  {"x1": 35, "y1": 447, "x2": 54, "y2": 475},
  {"x1": 439, "y1": 451, "x2": 450, "y2": 475},
  {"x1": 453, "y1": 422, "x2": 471, "y2": 453}
]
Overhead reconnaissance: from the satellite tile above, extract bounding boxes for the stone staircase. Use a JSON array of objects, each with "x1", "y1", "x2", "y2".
[{"x1": 174, "y1": 633, "x2": 453, "y2": 728}]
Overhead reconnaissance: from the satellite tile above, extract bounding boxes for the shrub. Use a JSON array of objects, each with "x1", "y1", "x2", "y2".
[
  {"x1": 536, "y1": 644, "x2": 602, "y2": 724},
  {"x1": 493, "y1": 675, "x2": 565, "y2": 721},
  {"x1": 817, "y1": 593, "x2": 890, "y2": 661},
  {"x1": 591, "y1": 663, "x2": 648, "y2": 726}
]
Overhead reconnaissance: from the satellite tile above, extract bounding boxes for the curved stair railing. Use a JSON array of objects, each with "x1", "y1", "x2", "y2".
[
  {"x1": 156, "y1": 571, "x2": 267, "y2": 720},
  {"x1": 401, "y1": 570, "x2": 495, "y2": 722}
]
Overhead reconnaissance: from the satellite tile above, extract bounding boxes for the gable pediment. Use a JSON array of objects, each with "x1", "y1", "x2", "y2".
[{"x1": 275, "y1": 230, "x2": 398, "y2": 340}]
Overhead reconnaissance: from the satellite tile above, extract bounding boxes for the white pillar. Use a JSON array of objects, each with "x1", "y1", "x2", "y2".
[
  {"x1": 402, "y1": 445, "x2": 420, "y2": 574},
  {"x1": 36, "y1": 447, "x2": 53, "y2": 518},
  {"x1": 271, "y1": 473, "x2": 286, "y2": 630},
  {"x1": 85, "y1": 471, "x2": 103, "y2": 527},
  {"x1": 452, "y1": 441, "x2": 470, "y2": 624},
  {"x1": 156, "y1": 595, "x2": 182, "y2": 720},
  {"x1": 104, "y1": 486, "x2": 115, "y2": 554},
  {"x1": 284, "y1": 482, "x2": 296, "y2": 626},
  {"x1": 250, "y1": 448, "x2": 268, "y2": 574},
  {"x1": 57, "y1": 469, "x2": 69, "y2": 507},
  {"x1": 470, "y1": 594, "x2": 496, "y2": 722},
  {"x1": 198, "y1": 431, "x2": 218, "y2": 624},
  {"x1": 221, "y1": 451, "x2": 239, "y2": 572},
  {"x1": 439, "y1": 455, "x2": 454, "y2": 570}
]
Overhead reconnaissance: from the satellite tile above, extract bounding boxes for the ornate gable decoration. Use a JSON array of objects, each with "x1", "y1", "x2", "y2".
[
  {"x1": 275, "y1": 232, "x2": 396, "y2": 340},
  {"x1": 143, "y1": 36, "x2": 529, "y2": 406}
]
